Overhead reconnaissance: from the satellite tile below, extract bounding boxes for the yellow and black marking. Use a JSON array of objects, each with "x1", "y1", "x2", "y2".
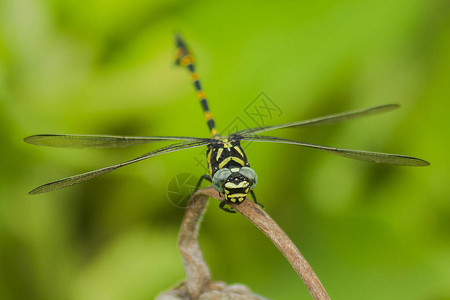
[
  {"x1": 206, "y1": 136, "x2": 253, "y2": 204},
  {"x1": 175, "y1": 35, "x2": 218, "y2": 136},
  {"x1": 24, "y1": 35, "x2": 427, "y2": 215},
  {"x1": 175, "y1": 35, "x2": 262, "y2": 213},
  {"x1": 206, "y1": 136, "x2": 249, "y2": 176}
]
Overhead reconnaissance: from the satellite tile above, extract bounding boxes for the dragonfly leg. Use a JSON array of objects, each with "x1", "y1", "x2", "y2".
[
  {"x1": 219, "y1": 200, "x2": 237, "y2": 214},
  {"x1": 250, "y1": 190, "x2": 264, "y2": 209},
  {"x1": 194, "y1": 174, "x2": 212, "y2": 192},
  {"x1": 194, "y1": 175, "x2": 235, "y2": 213}
]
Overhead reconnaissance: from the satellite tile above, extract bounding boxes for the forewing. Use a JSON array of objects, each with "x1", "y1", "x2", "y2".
[
  {"x1": 24, "y1": 134, "x2": 209, "y2": 149},
  {"x1": 236, "y1": 104, "x2": 399, "y2": 136}
]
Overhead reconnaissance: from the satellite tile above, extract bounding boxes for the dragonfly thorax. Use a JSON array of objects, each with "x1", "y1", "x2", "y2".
[{"x1": 206, "y1": 136, "x2": 249, "y2": 175}]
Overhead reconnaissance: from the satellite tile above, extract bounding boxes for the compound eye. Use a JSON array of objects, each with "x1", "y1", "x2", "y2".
[
  {"x1": 212, "y1": 168, "x2": 232, "y2": 192},
  {"x1": 239, "y1": 167, "x2": 258, "y2": 189}
]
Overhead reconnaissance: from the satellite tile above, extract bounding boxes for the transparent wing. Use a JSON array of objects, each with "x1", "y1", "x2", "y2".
[
  {"x1": 235, "y1": 104, "x2": 399, "y2": 136},
  {"x1": 241, "y1": 135, "x2": 429, "y2": 166},
  {"x1": 28, "y1": 140, "x2": 209, "y2": 194},
  {"x1": 24, "y1": 134, "x2": 210, "y2": 149}
]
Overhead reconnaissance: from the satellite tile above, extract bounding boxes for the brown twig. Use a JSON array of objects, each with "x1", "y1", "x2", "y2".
[
  {"x1": 227, "y1": 191, "x2": 330, "y2": 300},
  {"x1": 177, "y1": 186, "x2": 330, "y2": 300},
  {"x1": 177, "y1": 190, "x2": 211, "y2": 299}
]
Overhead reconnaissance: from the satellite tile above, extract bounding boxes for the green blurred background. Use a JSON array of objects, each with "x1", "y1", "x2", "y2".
[{"x1": 1, "y1": 0, "x2": 449, "y2": 299}]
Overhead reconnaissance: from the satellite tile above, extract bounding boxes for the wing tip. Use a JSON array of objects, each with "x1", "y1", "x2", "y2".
[
  {"x1": 414, "y1": 159, "x2": 430, "y2": 167},
  {"x1": 381, "y1": 103, "x2": 400, "y2": 111},
  {"x1": 29, "y1": 184, "x2": 61, "y2": 195},
  {"x1": 23, "y1": 136, "x2": 34, "y2": 144},
  {"x1": 394, "y1": 156, "x2": 430, "y2": 167},
  {"x1": 24, "y1": 134, "x2": 51, "y2": 146},
  {"x1": 28, "y1": 188, "x2": 41, "y2": 195},
  {"x1": 28, "y1": 182, "x2": 57, "y2": 195}
]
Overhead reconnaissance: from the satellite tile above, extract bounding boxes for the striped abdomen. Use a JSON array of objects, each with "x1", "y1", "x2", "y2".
[{"x1": 175, "y1": 35, "x2": 218, "y2": 136}]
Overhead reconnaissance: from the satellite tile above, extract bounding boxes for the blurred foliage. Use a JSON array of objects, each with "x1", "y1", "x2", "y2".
[{"x1": 1, "y1": 0, "x2": 449, "y2": 299}]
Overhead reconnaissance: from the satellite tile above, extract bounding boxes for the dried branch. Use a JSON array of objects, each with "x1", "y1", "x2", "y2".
[
  {"x1": 175, "y1": 186, "x2": 330, "y2": 300},
  {"x1": 226, "y1": 191, "x2": 330, "y2": 300},
  {"x1": 177, "y1": 189, "x2": 211, "y2": 298}
]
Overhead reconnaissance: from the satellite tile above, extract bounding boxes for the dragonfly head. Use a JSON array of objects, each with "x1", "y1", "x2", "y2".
[{"x1": 212, "y1": 167, "x2": 257, "y2": 203}]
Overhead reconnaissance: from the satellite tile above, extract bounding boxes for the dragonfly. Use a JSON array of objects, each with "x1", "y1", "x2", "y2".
[{"x1": 25, "y1": 35, "x2": 430, "y2": 213}]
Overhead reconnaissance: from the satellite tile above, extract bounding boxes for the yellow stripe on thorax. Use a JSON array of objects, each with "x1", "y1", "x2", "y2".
[
  {"x1": 234, "y1": 146, "x2": 244, "y2": 157},
  {"x1": 218, "y1": 156, "x2": 245, "y2": 169},
  {"x1": 216, "y1": 148, "x2": 224, "y2": 161},
  {"x1": 207, "y1": 149, "x2": 213, "y2": 174}
]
